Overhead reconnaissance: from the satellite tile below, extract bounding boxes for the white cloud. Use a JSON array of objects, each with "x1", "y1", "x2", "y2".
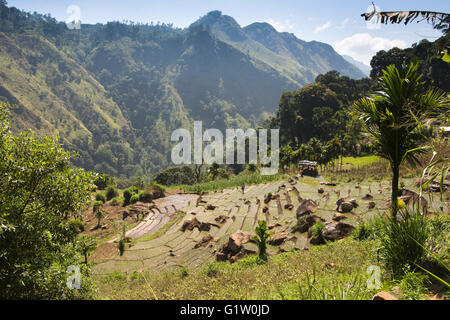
[
  {"x1": 314, "y1": 21, "x2": 332, "y2": 33},
  {"x1": 268, "y1": 19, "x2": 295, "y2": 32},
  {"x1": 333, "y1": 33, "x2": 408, "y2": 66},
  {"x1": 336, "y1": 18, "x2": 350, "y2": 30}
]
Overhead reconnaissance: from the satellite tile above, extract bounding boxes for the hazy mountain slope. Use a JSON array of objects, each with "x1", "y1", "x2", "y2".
[
  {"x1": 191, "y1": 11, "x2": 366, "y2": 83},
  {"x1": 342, "y1": 55, "x2": 371, "y2": 77}
]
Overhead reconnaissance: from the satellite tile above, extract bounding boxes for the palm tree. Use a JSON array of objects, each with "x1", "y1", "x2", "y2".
[{"x1": 353, "y1": 62, "x2": 448, "y2": 218}]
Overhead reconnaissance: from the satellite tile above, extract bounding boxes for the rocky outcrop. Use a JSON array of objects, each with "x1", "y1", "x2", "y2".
[
  {"x1": 267, "y1": 232, "x2": 289, "y2": 246},
  {"x1": 296, "y1": 199, "x2": 319, "y2": 217},
  {"x1": 332, "y1": 212, "x2": 347, "y2": 221},
  {"x1": 215, "y1": 231, "x2": 255, "y2": 263},
  {"x1": 194, "y1": 233, "x2": 219, "y2": 249},
  {"x1": 321, "y1": 222, "x2": 355, "y2": 241},
  {"x1": 295, "y1": 214, "x2": 325, "y2": 233},
  {"x1": 336, "y1": 198, "x2": 355, "y2": 213},
  {"x1": 180, "y1": 218, "x2": 219, "y2": 232}
]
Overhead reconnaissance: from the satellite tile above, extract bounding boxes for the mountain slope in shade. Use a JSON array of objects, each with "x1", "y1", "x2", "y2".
[{"x1": 342, "y1": 55, "x2": 371, "y2": 77}]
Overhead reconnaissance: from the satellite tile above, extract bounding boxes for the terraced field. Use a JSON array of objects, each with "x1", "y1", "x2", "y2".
[{"x1": 92, "y1": 175, "x2": 444, "y2": 276}]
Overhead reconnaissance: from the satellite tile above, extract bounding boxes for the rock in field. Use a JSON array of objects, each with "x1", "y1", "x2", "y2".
[
  {"x1": 296, "y1": 199, "x2": 319, "y2": 217},
  {"x1": 321, "y1": 222, "x2": 355, "y2": 241}
]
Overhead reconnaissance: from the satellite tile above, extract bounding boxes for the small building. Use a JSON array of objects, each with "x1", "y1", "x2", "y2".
[{"x1": 298, "y1": 160, "x2": 319, "y2": 177}]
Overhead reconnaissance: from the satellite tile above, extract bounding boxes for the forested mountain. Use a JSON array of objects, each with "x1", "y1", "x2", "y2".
[
  {"x1": 0, "y1": 4, "x2": 365, "y2": 178},
  {"x1": 191, "y1": 11, "x2": 366, "y2": 84}
]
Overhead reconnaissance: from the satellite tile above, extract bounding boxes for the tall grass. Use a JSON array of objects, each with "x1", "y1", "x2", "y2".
[
  {"x1": 180, "y1": 173, "x2": 288, "y2": 193},
  {"x1": 377, "y1": 206, "x2": 429, "y2": 277}
]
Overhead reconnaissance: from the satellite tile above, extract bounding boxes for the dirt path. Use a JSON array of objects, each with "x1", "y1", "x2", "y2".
[{"x1": 108, "y1": 194, "x2": 198, "y2": 242}]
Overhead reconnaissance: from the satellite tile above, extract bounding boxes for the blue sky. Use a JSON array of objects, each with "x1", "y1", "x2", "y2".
[{"x1": 7, "y1": 0, "x2": 450, "y2": 65}]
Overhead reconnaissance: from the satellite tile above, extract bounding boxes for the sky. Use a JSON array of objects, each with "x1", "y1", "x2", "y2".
[{"x1": 7, "y1": 0, "x2": 450, "y2": 66}]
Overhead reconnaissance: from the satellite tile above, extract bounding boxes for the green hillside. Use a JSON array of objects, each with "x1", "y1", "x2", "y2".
[{"x1": 0, "y1": 5, "x2": 366, "y2": 179}]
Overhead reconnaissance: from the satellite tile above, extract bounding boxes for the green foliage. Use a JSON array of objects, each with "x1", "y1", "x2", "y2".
[
  {"x1": 397, "y1": 266, "x2": 429, "y2": 300},
  {"x1": 123, "y1": 186, "x2": 139, "y2": 206},
  {"x1": 105, "y1": 186, "x2": 119, "y2": 201},
  {"x1": 353, "y1": 61, "x2": 448, "y2": 216},
  {"x1": 310, "y1": 221, "x2": 325, "y2": 238},
  {"x1": 252, "y1": 220, "x2": 272, "y2": 262},
  {"x1": 178, "y1": 266, "x2": 189, "y2": 278},
  {"x1": 76, "y1": 236, "x2": 98, "y2": 265},
  {"x1": 94, "y1": 174, "x2": 114, "y2": 190},
  {"x1": 95, "y1": 192, "x2": 106, "y2": 203},
  {"x1": 0, "y1": 103, "x2": 94, "y2": 299},
  {"x1": 154, "y1": 166, "x2": 196, "y2": 186},
  {"x1": 377, "y1": 206, "x2": 429, "y2": 278},
  {"x1": 130, "y1": 194, "x2": 139, "y2": 205}
]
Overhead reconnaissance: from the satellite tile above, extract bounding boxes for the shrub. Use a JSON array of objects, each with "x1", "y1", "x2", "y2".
[
  {"x1": 178, "y1": 267, "x2": 189, "y2": 278},
  {"x1": 105, "y1": 186, "x2": 119, "y2": 201},
  {"x1": 110, "y1": 197, "x2": 121, "y2": 206},
  {"x1": 95, "y1": 192, "x2": 106, "y2": 203},
  {"x1": 123, "y1": 186, "x2": 139, "y2": 206},
  {"x1": 130, "y1": 194, "x2": 139, "y2": 205},
  {"x1": 139, "y1": 191, "x2": 153, "y2": 203},
  {"x1": 252, "y1": 220, "x2": 272, "y2": 262},
  {"x1": 154, "y1": 165, "x2": 196, "y2": 186},
  {"x1": 310, "y1": 221, "x2": 324, "y2": 238},
  {"x1": 94, "y1": 173, "x2": 114, "y2": 190},
  {"x1": 398, "y1": 266, "x2": 429, "y2": 300},
  {"x1": 378, "y1": 206, "x2": 429, "y2": 277}
]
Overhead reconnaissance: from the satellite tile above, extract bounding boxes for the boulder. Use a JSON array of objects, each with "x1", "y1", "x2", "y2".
[
  {"x1": 368, "y1": 202, "x2": 376, "y2": 209},
  {"x1": 194, "y1": 233, "x2": 219, "y2": 249},
  {"x1": 321, "y1": 222, "x2": 355, "y2": 241},
  {"x1": 318, "y1": 188, "x2": 324, "y2": 194},
  {"x1": 268, "y1": 223, "x2": 281, "y2": 230},
  {"x1": 372, "y1": 291, "x2": 399, "y2": 300},
  {"x1": 214, "y1": 215, "x2": 229, "y2": 224},
  {"x1": 337, "y1": 201, "x2": 354, "y2": 213},
  {"x1": 284, "y1": 203, "x2": 294, "y2": 210},
  {"x1": 267, "y1": 232, "x2": 289, "y2": 246},
  {"x1": 296, "y1": 214, "x2": 325, "y2": 233},
  {"x1": 296, "y1": 199, "x2": 319, "y2": 218},
  {"x1": 180, "y1": 218, "x2": 219, "y2": 232},
  {"x1": 332, "y1": 212, "x2": 347, "y2": 221},
  {"x1": 349, "y1": 199, "x2": 359, "y2": 208},
  {"x1": 362, "y1": 194, "x2": 373, "y2": 200},
  {"x1": 215, "y1": 231, "x2": 254, "y2": 263}
]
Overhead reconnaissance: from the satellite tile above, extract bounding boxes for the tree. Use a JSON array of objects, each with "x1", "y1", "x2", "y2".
[
  {"x1": 93, "y1": 203, "x2": 104, "y2": 228},
  {"x1": 76, "y1": 236, "x2": 97, "y2": 265},
  {"x1": 0, "y1": 103, "x2": 94, "y2": 299},
  {"x1": 353, "y1": 62, "x2": 448, "y2": 218}
]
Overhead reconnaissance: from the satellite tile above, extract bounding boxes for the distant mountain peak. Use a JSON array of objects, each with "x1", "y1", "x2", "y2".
[
  {"x1": 191, "y1": 10, "x2": 246, "y2": 41},
  {"x1": 244, "y1": 22, "x2": 277, "y2": 34}
]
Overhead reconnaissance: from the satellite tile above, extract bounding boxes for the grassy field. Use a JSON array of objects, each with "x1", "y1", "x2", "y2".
[{"x1": 94, "y1": 238, "x2": 386, "y2": 300}]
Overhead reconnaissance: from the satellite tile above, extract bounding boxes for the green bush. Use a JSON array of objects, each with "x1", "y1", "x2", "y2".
[
  {"x1": 139, "y1": 191, "x2": 153, "y2": 203},
  {"x1": 123, "y1": 186, "x2": 139, "y2": 206},
  {"x1": 378, "y1": 206, "x2": 429, "y2": 277},
  {"x1": 130, "y1": 194, "x2": 139, "y2": 205},
  {"x1": 311, "y1": 221, "x2": 324, "y2": 238},
  {"x1": 95, "y1": 192, "x2": 106, "y2": 203},
  {"x1": 398, "y1": 266, "x2": 429, "y2": 300},
  {"x1": 105, "y1": 186, "x2": 119, "y2": 201}
]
